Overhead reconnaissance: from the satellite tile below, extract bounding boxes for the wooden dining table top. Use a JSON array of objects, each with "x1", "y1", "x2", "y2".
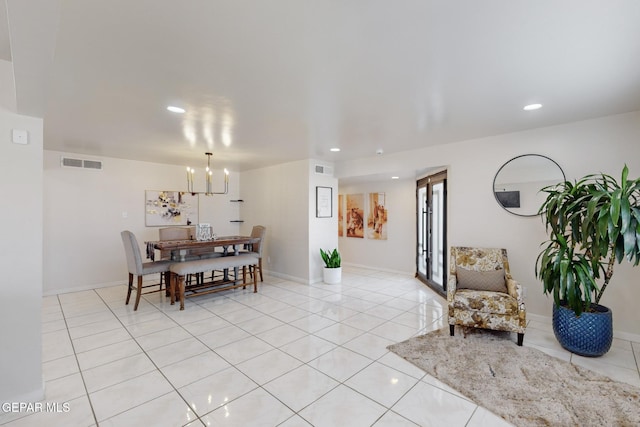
[{"x1": 149, "y1": 235, "x2": 258, "y2": 251}]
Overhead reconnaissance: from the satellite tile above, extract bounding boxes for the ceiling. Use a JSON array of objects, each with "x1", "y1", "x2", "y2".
[{"x1": 4, "y1": 1, "x2": 640, "y2": 173}]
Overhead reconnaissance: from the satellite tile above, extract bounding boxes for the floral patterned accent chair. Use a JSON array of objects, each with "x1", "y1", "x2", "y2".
[{"x1": 448, "y1": 247, "x2": 526, "y2": 346}]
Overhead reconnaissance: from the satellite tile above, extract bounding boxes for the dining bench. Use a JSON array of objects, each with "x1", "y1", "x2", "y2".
[{"x1": 169, "y1": 253, "x2": 258, "y2": 310}]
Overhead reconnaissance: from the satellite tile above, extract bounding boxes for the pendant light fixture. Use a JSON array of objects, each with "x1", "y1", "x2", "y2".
[{"x1": 186, "y1": 152, "x2": 229, "y2": 195}]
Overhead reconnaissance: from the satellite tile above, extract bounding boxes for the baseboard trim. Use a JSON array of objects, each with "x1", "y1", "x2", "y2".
[
  {"x1": 341, "y1": 261, "x2": 413, "y2": 276},
  {"x1": 263, "y1": 269, "x2": 310, "y2": 285},
  {"x1": 43, "y1": 279, "x2": 127, "y2": 296},
  {"x1": 527, "y1": 313, "x2": 640, "y2": 343}
]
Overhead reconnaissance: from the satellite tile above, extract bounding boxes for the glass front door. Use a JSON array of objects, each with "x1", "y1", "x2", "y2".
[{"x1": 416, "y1": 172, "x2": 447, "y2": 295}]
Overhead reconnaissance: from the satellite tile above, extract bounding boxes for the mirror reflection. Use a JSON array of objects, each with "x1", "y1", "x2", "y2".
[{"x1": 493, "y1": 154, "x2": 565, "y2": 217}]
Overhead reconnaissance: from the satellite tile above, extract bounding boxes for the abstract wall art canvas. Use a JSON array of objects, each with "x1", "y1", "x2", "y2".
[{"x1": 145, "y1": 190, "x2": 198, "y2": 226}]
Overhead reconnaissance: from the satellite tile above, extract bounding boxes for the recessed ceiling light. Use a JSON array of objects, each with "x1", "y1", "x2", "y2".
[
  {"x1": 167, "y1": 106, "x2": 186, "y2": 113},
  {"x1": 523, "y1": 103, "x2": 542, "y2": 111},
  {"x1": 330, "y1": 148, "x2": 340, "y2": 152},
  {"x1": 391, "y1": 176, "x2": 399, "y2": 180}
]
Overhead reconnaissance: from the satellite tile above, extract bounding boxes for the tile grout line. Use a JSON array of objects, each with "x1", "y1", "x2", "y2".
[
  {"x1": 56, "y1": 292, "x2": 100, "y2": 427},
  {"x1": 206, "y1": 278, "x2": 438, "y2": 425},
  {"x1": 33, "y1": 271, "x2": 564, "y2": 427},
  {"x1": 92, "y1": 286, "x2": 213, "y2": 426},
  {"x1": 144, "y1": 277, "x2": 407, "y2": 424}
]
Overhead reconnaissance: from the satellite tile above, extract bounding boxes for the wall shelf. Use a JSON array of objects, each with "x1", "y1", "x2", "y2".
[{"x1": 231, "y1": 200, "x2": 243, "y2": 223}]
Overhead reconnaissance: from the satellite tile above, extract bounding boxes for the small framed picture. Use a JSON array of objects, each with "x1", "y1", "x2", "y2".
[
  {"x1": 196, "y1": 223, "x2": 213, "y2": 241},
  {"x1": 316, "y1": 186, "x2": 332, "y2": 218}
]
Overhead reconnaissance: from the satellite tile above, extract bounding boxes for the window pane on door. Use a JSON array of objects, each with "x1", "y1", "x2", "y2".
[
  {"x1": 418, "y1": 186, "x2": 427, "y2": 277},
  {"x1": 430, "y1": 182, "x2": 444, "y2": 286}
]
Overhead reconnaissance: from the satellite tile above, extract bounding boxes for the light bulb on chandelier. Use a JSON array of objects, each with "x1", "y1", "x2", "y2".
[{"x1": 186, "y1": 152, "x2": 229, "y2": 195}]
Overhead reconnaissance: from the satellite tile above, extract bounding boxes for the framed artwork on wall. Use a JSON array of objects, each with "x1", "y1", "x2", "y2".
[
  {"x1": 316, "y1": 186, "x2": 332, "y2": 218},
  {"x1": 366, "y1": 192, "x2": 387, "y2": 240},
  {"x1": 338, "y1": 194, "x2": 344, "y2": 237},
  {"x1": 346, "y1": 193, "x2": 364, "y2": 238},
  {"x1": 145, "y1": 190, "x2": 198, "y2": 226}
]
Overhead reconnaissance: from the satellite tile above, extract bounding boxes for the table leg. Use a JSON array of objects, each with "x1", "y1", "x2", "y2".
[
  {"x1": 222, "y1": 245, "x2": 230, "y2": 281},
  {"x1": 232, "y1": 244, "x2": 240, "y2": 283}
]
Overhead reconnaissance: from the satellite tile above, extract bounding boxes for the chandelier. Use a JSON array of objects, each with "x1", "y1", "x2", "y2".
[{"x1": 186, "y1": 152, "x2": 229, "y2": 195}]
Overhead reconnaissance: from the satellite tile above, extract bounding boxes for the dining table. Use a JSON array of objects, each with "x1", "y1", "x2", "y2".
[
  {"x1": 145, "y1": 235, "x2": 258, "y2": 262},
  {"x1": 146, "y1": 235, "x2": 259, "y2": 284}
]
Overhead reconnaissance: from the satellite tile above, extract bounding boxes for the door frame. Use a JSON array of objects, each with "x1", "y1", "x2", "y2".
[{"x1": 416, "y1": 171, "x2": 447, "y2": 297}]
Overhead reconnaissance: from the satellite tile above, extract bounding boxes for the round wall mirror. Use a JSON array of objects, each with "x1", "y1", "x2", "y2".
[{"x1": 493, "y1": 154, "x2": 565, "y2": 217}]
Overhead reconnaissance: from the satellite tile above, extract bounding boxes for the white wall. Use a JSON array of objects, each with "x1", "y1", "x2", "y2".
[
  {"x1": 239, "y1": 159, "x2": 312, "y2": 283},
  {"x1": 308, "y1": 162, "x2": 338, "y2": 283},
  {"x1": 43, "y1": 152, "x2": 336, "y2": 292},
  {"x1": 0, "y1": 60, "x2": 16, "y2": 111},
  {"x1": 336, "y1": 111, "x2": 640, "y2": 336},
  {"x1": 43, "y1": 150, "x2": 241, "y2": 293},
  {"x1": 40, "y1": 111, "x2": 640, "y2": 336},
  {"x1": 0, "y1": 107, "x2": 44, "y2": 402},
  {"x1": 338, "y1": 178, "x2": 416, "y2": 274}
]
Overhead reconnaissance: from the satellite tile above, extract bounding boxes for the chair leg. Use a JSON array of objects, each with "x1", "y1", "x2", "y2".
[
  {"x1": 253, "y1": 264, "x2": 258, "y2": 293},
  {"x1": 125, "y1": 273, "x2": 133, "y2": 305},
  {"x1": 258, "y1": 258, "x2": 263, "y2": 282},
  {"x1": 242, "y1": 266, "x2": 247, "y2": 289},
  {"x1": 517, "y1": 333, "x2": 524, "y2": 346},
  {"x1": 449, "y1": 325, "x2": 455, "y2": 336},
  {"x1": 164, "y1": 271, "x2": 171, "y2": 297},
  {"x1": 134, "y1": 276, "x2": 143, "y2": 310},
  {"x1": 178, "y1": 276, "x2": 185, "y2": 310},
  {"x1": 170, "y1": 273, "x2": 176, "y2": 305}
]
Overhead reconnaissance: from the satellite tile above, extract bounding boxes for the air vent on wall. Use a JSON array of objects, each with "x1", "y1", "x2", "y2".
[
  {"x1": 315, "y1": 164, "x2": 334, "y2": 176},
  {"x1": 83, "y1": 160, "x2": 103, "y2": 170},
  {"x1": 61, "y1": 156, "x2": 103, "y2": 170}
]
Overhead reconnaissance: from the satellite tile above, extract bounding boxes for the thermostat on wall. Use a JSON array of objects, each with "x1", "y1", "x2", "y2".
[{"x1": 12, "y1": 129, "x2": 28, "y2": 145}]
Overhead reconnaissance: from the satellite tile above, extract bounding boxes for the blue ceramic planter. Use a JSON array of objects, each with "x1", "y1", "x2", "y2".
[{"x1": 552, "y1": 302, "x2": 613, "y2": 357}]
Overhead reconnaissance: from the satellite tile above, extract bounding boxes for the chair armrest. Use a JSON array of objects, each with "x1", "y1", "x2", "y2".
[
  {"x1": 506, "y1": 278, "x2": 524, "y2": 302},
  {"x1": 447, "y1": 275, "x2": 458, "y2": 303}
]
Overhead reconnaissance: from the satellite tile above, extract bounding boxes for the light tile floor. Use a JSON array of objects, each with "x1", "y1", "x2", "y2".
[{"x1": 2, "y1": 266, "x2": 639, "y2": 426}]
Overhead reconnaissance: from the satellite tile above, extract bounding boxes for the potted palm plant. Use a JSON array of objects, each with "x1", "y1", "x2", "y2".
[
  {"x1": 320, "y1": 248, "x2": 342, "y2": 284},
  {"x1": 536, "y1": 165, "x2": 640, "y2": 356}
]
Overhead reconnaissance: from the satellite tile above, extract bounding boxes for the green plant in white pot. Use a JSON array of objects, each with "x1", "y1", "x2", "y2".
[
  {"x1": 320, "y1": 248, "x2": 342, "y2": 284},
  {"x1": 536, "y1": 165, "x2": 640, "y2": 356}
]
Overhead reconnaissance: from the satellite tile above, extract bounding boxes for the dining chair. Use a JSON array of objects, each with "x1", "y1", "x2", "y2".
[
  {"x1": 158, "y1": 227, "x2": 193, "y2": 259},
  {"x1": 240, "y1": 225, "x2": 266, "y2": 282},
  {"x1": 121, "y1": 230, "x2": 172, "y2": 310}
]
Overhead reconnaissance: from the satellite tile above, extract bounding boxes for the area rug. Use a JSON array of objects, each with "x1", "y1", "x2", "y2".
[{"x1": 387, "y1": 328, "x2": 640, "y2": 427}]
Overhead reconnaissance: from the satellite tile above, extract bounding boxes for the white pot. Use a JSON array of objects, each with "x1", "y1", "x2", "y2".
[{"x1": 323, "y1": 267, "x2": 342, "y2": 284}]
